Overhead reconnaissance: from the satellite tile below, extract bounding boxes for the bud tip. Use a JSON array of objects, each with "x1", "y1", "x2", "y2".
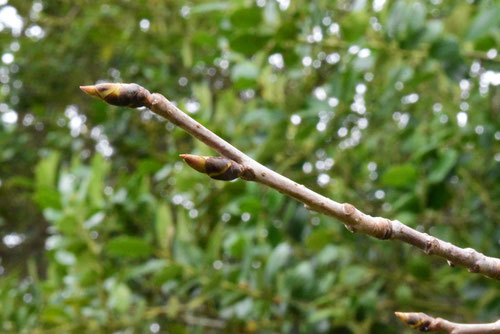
[
  {"x1": 180, "y1": 154, "x2": 207, "y2": 173},
  {"x1": 394, "y1": 312, "x2": 408, "y2": 323},
  {"x1": 80, "y1": 85, "x2": 97, "y2": 97}
]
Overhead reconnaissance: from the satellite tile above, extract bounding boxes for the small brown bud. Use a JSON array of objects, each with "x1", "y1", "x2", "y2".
[
  {"x1": 180, "y1": 154, "x2": 245, "y2": 181},
  {"x1": 395, "y1": 312, "x2": 432, "y2": 331},
  {"x1": 80, "y1": 83, "x2": 148, "y2": 108}
]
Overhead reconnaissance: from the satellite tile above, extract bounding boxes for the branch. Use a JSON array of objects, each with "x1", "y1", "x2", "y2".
[
  {"x1": 79, "y1": 82, "x2": 500, "y2": 282},
  {"x1": 395, "y1": 312, "x2": 500, "y2": 334}
]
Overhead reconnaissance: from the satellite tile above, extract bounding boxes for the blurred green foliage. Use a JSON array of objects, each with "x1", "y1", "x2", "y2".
[{"x1": 0, "y1": 0, "x2": 499, "y2": 333}]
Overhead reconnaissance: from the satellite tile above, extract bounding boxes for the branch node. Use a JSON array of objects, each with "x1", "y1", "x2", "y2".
[
  {"x1": 380, "y1": 219, "x2": 393, "y2": 240},
  {"x1": 424, "y1": 236, "x2": 439, "y2": 255},
  {"x1": 342, "y1": 203, "x2": 356, "y2": 216},
  {"x1": 241, "y1": 167, "x2": 256, "y2": 181},
  {"x1": 468, "y1": 264, "x2": 480, "y2": 273},
  {"x1": 345, "y1": 224, "x2": 356, "y2": 233},
  {"x1": 465, "y1": 248, "x2": 480, "y2": 273}
]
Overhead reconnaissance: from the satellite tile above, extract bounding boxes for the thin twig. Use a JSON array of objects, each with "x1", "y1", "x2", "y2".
[
  {"x1": 395, "y1": 312, "x2": 500, "y2": 334},
  {"x1": 80, "y1": 83, "x2": 500, "y2": 282}
]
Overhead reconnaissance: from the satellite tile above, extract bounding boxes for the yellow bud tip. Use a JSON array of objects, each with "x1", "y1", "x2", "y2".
[
  {"x1": 80, "y1": 83, "x2": 122, "y2": 102},
  {"x1": 394, "y1": 312, "x2": 405, "y2": 320},
  {"x1": 180, "y1": 154, "x2": 207, "y2": 174},
  {"x1": 80, "y1": 85, "x2": 98, "y2": 97},
  {"x1": 395, "y1": 312, "x2": 424, "y2": 327}
]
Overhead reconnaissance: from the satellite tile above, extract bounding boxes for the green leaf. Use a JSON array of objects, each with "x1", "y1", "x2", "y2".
[
  {"x1": 396, "y1": 284, "x2": 413, "y2": 304},
  {"x1": 308, "y1": 307, "x2": 343, "y2": 323},
  {"x1": 236, "y1": 195, "x2": 262, "y2": 213},
  {"x1": 230, "y1": 7, "x2": 262, "y2": 29},
  {"x1": 394, "y1": 211, "x2": 417, "y2": 228},
  {"x1": 34, "y1": 152, "x2": 61, "y2": 209},
  {"x1": 316, "y1": 245, "x2": 340, "y2": 266},
  {"x1": 265, "y1": 242, "x2": 292, "y2": 280},
  {"x1": 88, "y1": 154, "x2": 110, "y2": 208},
  {"x1": 126, "y1": 259, "x2": 167, "y2": 280},
  {"x1": 107, "y1": 283, "x2": 132, "y2": 313},
  {"x1": 408, "y1": 256, "x2": 431, "y2": 280},
  {"x1": 466, "y1": 6, "x2": 500, "y2": 41},
  {"x1": 231, "y1": 62, "x2": 259, "y2": 80},
  {"x1": 190, "y1": 2, "x2": 231, "y2": 14},
  {"x1": 192, "y1": 81, "x2": 212, "y2": 114},
  {"x1": 34, "y1": 187, "x2": 61, "y2": 210},
  {"x1": 55, "y1": 213, "x2": 80, "y2": 235},
  {"x1": 230, "y1": 34, "x2": 269, "y2": 57},
  {"x1": 35, "y1": 152, "x2": 60, "y2": 190},
  {"x1": 339, "y1": 265, "x2": 369, "y2": 286},
  {"x1": 193, "y1": 31, "x2": 217, "y2": 47},
  {"x1": 420, "y1": 20, "x2": 443, "y2": 43},
  {"x1": 153, "y1": 264, "x2": 184, "y2": 285},
  {"x1": 286, "y1": 261, "x2": 314, "y2": 295},
  {"x1": 427, "y1": 183, "x2": 451, "y2": 209},
  {"x1": 174, "y1": 240, "x2": 204, "y2": 266},
  {"x1": 305, "y1": 228, "x2": 334, "y2": 252},
  {"x1": 381, "y1": 164, "x2": 418, "y2": 188},
  {"x1": 41, "y1": 306, "x2": 72, "y2": 324},
  {"x1": 156, "y1": 203, "x2": 174, "y2": 251},
  {"x1": 341, "y1": 10, "x2": 370, "y2": 42},
  {"x1": 387, "y1": 1, "x2": 411, "y2": 40},
  {"x1": 428, "y1": 149, "x2": 458, "y2": 183},
  {"x1": 430, "y1": 37, "x2": 460, "y2": 61},
  {"x1": 231, "y1": 61, "x2": 260, "y2": 89},
  {"x1": 233, "y1": 297, "x2": 254, "y2": 319},
  {"x1": 223, "y1": 232, "x2": 247, "y2": 259},
  {"x1": 107, "y1": 236, "x2": 154, "y2": 259},
  {"x1": 54, "y1": 250, "x2": 77, "y2": 266}
]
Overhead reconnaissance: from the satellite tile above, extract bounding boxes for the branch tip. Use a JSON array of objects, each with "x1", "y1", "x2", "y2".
[
  {"x1": 80, "y1": 82, "x2": 148, "y2": 108},
  {"x1": 395, "y1": 312, "x2": 430, "y2": 331},
  {"x1": 342, "y1": 203, "x2": 356, "y2": 216},
  {"x1": 395, "y1": 312, "x2": 500, "y2": 333},
  {"x1": 81, "y1": 82, "x2": 500, "y2": 281},
  {"x1": 79, "y1": 85, "x2": 97, "y2": 96}
]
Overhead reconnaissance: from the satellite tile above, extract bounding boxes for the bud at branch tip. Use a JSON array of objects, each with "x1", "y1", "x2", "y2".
[{"x1": 80, "y1": 82, "x2": 147, "y2": 108}]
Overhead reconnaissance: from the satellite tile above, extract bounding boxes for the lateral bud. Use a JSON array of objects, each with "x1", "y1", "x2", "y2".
[
  {"x1": 395, "y1": 312, "x2": 432, "y2": 331},
  {"x1": 80, "y1": 83, "x2": 149, "y2": 108},
  {"x1": 180, "y1": 154, "x2": 245, "y2": 181}
]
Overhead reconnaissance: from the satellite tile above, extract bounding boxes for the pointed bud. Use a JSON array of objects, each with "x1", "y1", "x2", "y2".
[
  {"x1": 80, "y1": 85, "x2": 98, "y2": 97},
  {"x1": 395, "y1": 312, "x2": 432, "y2": 331},
  {"x1": 180, "y1": 154, "x2": 208, "y2": 174},
  {"x1": 80, "y1": 83, "x2": 149, "y2": 108},
  {"x1": 180, "y1": 154, "x2": 245, "y2": 181}
]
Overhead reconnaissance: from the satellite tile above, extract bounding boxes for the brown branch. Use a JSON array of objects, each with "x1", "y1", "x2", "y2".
[
  {"x1": 79, "y1": 82, "x2": 500, "y2": 282},
  {"x1": 395, "y1": 312, "x2": 500, "y2": 334}
]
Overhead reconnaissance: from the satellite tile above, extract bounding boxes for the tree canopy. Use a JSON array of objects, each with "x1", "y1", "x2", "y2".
[{"x1": 0, "y1": 0, "x2": 499, "y2": 333}]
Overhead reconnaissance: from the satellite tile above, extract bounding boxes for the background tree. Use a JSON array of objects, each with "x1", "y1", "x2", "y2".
[{"x1": 0, "y1": 0, "x2": 498, "y2": 333}]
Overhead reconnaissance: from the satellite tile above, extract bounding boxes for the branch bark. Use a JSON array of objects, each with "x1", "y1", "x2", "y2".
[
  {"x1": 395, "y1": 312, "x2": 500, "y2": 334},
  {"x1": 80, "y1": 83, "x2": 500, "y2": 281},
  {"x1": 80, "y1": 83, "x2": 500, "y2": 332}
]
